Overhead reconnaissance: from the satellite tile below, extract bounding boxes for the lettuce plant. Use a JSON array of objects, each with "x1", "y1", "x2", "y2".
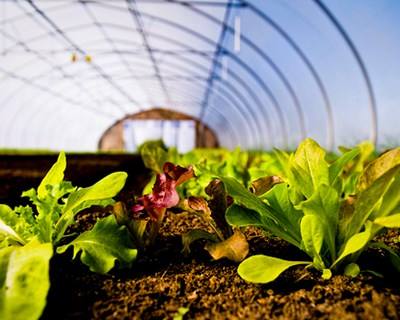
[
  {"x1": 181, "y1": 179, "x2": 249, "y2": 263},
  {"x1": 113, "y1": 162, "x2": 194, "y2": 248},
  {"x1": 223, "y1": 139, "x2": 400, "y2": 283},
  {"x1": 138, "y1": 140, "x2": 251, "y2": 198},
  {"x1": 114, "y1": 155, "x2": 248, "y2": 261},
  {"x1": 0, "y1": 152, "x2": 136, "y2": 320}
]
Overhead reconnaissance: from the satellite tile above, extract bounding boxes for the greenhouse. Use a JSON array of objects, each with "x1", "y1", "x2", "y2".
[{"x1": 1, "y1": 0, "x2": 400, "y2": 319}]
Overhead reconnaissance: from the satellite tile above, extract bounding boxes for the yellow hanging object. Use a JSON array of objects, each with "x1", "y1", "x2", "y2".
[
  {"x1": 71, "y1": 52, "x2": 77, "y2": 63},
  {"x1": 85, "y1": 55, "x2": 92, "y2": 63}
]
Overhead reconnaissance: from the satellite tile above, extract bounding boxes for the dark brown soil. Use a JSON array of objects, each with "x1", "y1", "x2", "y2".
[
  {"x1": 41, "y1": 209, "x2": 400, "y2": 320},
  {"x1": 1, "y1": 154, "x2": 400, "y2": 320}
]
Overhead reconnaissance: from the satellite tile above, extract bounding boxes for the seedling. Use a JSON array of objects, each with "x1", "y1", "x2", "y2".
[
  {"x1": 223, "y1": 139, "x2": 400, "y2": 283},
  {"x1": 181, "y1": 179, "x2": 249, "y2": 263},
  {"x1": 113, "y1": 162, "x2": 194, "y2": 248},
  {"x1": 0, "y1": 152, "x2": 135, "y2": 320}
]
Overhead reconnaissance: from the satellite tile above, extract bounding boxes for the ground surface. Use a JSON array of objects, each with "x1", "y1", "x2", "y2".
[
  {"x1": 44, "y1": 210, "x2": 400, "y2": 320},
  {"x1": 1, "y1": 154, "x2": 399, "y2": 320}
]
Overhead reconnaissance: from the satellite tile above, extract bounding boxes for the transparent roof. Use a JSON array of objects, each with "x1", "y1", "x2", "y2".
[{"x1": 1, "y1": 0, "x2": 399, "y2": 151}]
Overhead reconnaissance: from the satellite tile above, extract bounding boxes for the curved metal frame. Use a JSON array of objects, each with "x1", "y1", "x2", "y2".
[
  {"x1": 1, "y1": 2, "x2": 287, "y2": 148},
  {"x1": 38, "y1": 86, "x2": 242, "y2": 149},
  {"x1": 92, "y1": 0, "x2": 290, "y2": 147},
  {"x1": 313, "y1": 0, "x2": 378, "y2": 146},
  {"x1": 0, "y1": 0, "x2": 378, "y2": 149},
  {"x1": 243, "y1": 1, "x2": 335, "y2": 149},
  {"x1": 0, "y1": 23, "x2": 273, "y2": 148},
  {"x1": 3, "y1": 1, "x2": 284, "y2": 147},
  {"x1": 3, "y1": 52, "x2": 257, "y2": 148},
  {"x1": 8, "y1": 69, "x2": 252, "y2": 148},
  {"x1": 165, "y1": 0, "x2": 306, "y2": 144},
  {"x1": 5, "y1": 49, "x2": 250, "y2": 148},
  {"x1": 0, "y1": 23, "x2": 274, "y2": 148},
  {"x1": 24, "y1": 0, "x2": 142, "y2": 111}
]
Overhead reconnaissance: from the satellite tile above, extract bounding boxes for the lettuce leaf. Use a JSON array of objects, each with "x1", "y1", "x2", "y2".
[
  {"x1": 57, "y1": 215, "x2": 137, "y2": 274},
  {"x1": 0, "y1": 241, "x2": 52, "y2": 320}
]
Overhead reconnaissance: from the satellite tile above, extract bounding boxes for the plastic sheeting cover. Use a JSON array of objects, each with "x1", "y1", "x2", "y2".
[{"x1": 0, "y1": 0, "x2": 399, "y2": 151}]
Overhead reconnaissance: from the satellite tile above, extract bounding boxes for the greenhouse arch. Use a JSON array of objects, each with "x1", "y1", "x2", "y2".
[{"x1": 98, "y1": 108, "x2": 219, "y2": 151}]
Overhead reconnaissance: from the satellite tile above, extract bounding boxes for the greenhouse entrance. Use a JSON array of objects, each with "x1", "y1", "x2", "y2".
[{"x1": 98, "y1": 108, "x2": 219, "y2": 152}]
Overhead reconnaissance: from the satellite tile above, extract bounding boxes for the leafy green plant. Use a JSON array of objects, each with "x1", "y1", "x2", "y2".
[
  {"x1": 0, "y1": 240, "x2": 52, "y2": 320},
  {"x1": 138, "y1": 140, "x2": 251, "y2": 198},
  {"x1": 181, "y1": 179, "x2": 249, "y2": 262},
  {"x1": 223, "y1": 139, "x2": 400, "y2": 283},
  {"x1": 117, "y1": 145, "x2": 249, "y2": 260},
  {"x1": 113, "y1": 162, "x2": 194, "y2": 248},
  {"x1": 0, "y1": 152, "x2": 135, "y2": 320},
  {"x1": 179, "y1": 147, "x2": 251, "y2": 198}
]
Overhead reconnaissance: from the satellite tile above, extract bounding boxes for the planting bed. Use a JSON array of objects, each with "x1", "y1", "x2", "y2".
[{"x1": 1, "y1": 154, "x2": 399, "y2": 320}]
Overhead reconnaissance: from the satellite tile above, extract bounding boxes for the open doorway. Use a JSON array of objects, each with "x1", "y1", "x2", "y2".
[{"x1": 98, "y1": 108, "x2": 219, "y2": 152}]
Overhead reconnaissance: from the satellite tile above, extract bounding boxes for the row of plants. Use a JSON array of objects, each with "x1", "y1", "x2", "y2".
[{"x1": 1, "y1": 139, "x2": 400, "y2": 319}]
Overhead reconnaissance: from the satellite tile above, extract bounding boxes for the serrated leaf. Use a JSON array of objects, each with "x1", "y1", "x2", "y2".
[
  {"x1": 373, "y1": 213, "x2": 400, "y2": 228},
  {"x1": 56, "y1": 215, "x2": 137, "y2": 274},
  {"x1": 0, "y1": 205, "x2": 30, "y2": 245},
  {"x1": 238, "y1": 255, "x2": 309, "y2": 284},
  {"x1": 22, "y1": 181, "x2": 76, "y2": 243},
  {"x1": 204, "y1": 230, "x2": 249, "y2": 262},
  {"x1": 0, "y1": 241, "x2": 52, "y2": 320}
]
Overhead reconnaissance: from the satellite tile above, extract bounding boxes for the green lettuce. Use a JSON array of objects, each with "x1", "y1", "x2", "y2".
[
  {"x1": 0, "y1": 241, "x2": 52, "y2": 320},
  {"x1": 224, "y1": 139, "x2": 400, "y2": 283},
  {"x1": 0, "y1": 152, "x2": 135, "y2": 319}
]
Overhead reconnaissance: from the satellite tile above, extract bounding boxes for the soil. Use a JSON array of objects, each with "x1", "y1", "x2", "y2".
[
  {"x1": 0, "y1": 153, "x2": 150, "y2": 206},
  {"x1": 1, "y1": 154, "x2": 400, "y2": 320}
]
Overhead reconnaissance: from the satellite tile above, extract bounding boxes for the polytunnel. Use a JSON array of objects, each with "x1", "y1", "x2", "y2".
[
  {"x1": 1, "y1": 0, "x2": 400, "y2": 151},
  {"x1": 3, "y1": 2, "x2": 400, "y2": 319}
]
